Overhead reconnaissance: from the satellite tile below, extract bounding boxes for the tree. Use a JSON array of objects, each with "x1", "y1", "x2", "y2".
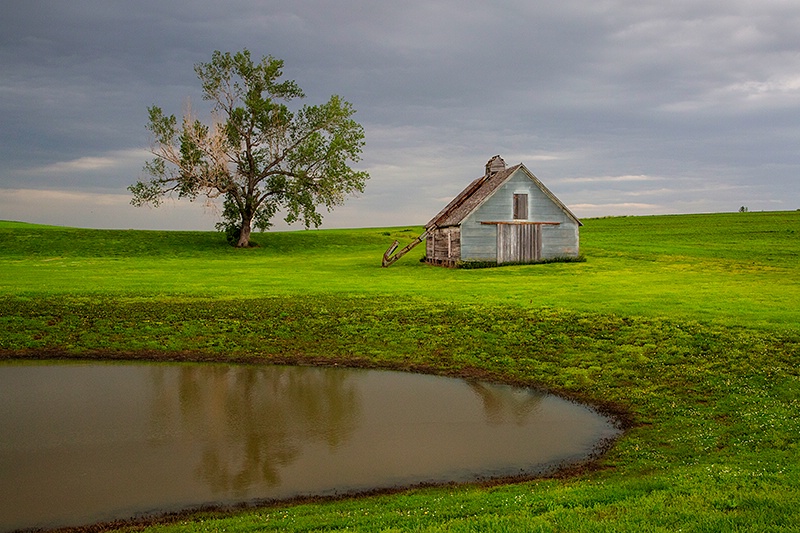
[{"x1": 129, "y1": 49, "x2": 369, "y2": 247}]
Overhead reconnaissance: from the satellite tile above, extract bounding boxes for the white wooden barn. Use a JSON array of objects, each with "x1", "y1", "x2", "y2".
[{"x1": 423, "y1": 155, "x2": 582, "y2": 267}]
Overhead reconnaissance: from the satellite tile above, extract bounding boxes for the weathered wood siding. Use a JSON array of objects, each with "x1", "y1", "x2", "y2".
[
  {"x1": 426, "y1": 226, "x2": 461, "y2": 265},
  {"x1": 460, "y1": 169, "x2": 580, "y2": 262},
  {"x1": 496, "y1": 223, "x2": 542, "y2": 264}
]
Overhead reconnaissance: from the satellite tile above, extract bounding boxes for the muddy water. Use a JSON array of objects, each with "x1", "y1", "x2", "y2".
[{"x1": 0, "y1": 362, "x2": 619, "y2": 531}]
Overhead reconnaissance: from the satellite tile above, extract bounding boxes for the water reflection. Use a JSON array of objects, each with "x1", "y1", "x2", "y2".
[
  {"x1": 0, "y1": 362, "x2": 619, "y2": 532},
  {"x1": 467, "y1": 381, "x2": 544, "y2": 425},
  {"x1": 146, "y1": 365, "x2": 361, "y2": 494}
]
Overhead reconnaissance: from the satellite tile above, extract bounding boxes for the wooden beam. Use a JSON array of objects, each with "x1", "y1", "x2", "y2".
[{"x1": 382, "y1": 231, "x2": 429, "y2": 267}]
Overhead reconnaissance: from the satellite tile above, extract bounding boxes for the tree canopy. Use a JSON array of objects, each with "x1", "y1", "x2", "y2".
[{"x1": 129, "y1": 49, "x2": 369, "y2": 247}]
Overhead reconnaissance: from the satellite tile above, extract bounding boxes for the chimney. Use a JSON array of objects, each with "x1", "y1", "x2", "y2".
[{"x1": 485, "y1": 155, "x2": 506, "y2": 177}]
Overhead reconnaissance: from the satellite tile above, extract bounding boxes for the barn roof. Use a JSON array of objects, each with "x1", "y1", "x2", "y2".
[{"x1": 426, "y1": 156, "x2": 582, "y2": 229}]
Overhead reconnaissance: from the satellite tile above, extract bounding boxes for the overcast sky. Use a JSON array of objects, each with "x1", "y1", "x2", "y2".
[{"x1": 1, "y1": 0, "x2": 798, "y2": 231}]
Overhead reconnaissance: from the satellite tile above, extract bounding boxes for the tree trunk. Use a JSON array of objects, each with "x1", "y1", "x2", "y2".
[{"x1": 236, "y1": 218, "x2": 252, "y2": 247}]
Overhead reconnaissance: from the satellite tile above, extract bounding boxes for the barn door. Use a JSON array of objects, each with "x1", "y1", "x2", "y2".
[{"x1": 497, "y1": 224, "x2": 541, "y2": 264}]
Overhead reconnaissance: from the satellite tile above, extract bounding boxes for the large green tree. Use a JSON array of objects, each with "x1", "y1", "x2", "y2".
[{"x1": 129, "y1": 50, "x2": 368, "y2": 247}]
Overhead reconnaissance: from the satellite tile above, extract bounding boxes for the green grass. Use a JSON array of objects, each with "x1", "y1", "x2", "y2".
[
  {"x1": 1, "y1": 211, "x2": 799, "y2": 532},
  {"x1": 3, "y1": 213, "x2": 798, "y2": 329}
]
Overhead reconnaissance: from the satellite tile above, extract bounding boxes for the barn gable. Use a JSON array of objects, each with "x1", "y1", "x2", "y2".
[
  {"x1": 427, "y1": 156, "x2": 580, "y2": 230},
  {"x1": 425, "y1": 155, "x2": 581, "y2": 266}
]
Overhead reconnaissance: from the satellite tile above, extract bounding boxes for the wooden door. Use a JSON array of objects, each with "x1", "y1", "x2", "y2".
[{"x1": 497, "y1": 224, "x2": 541, "y2": 264}]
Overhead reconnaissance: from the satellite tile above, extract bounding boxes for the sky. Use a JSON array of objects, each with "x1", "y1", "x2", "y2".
[{"x1": 1, "y1": 0, "x2": 799, "y2": 231}]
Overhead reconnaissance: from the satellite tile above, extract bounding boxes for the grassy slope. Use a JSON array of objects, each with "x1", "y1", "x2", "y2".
[
  {"x1": 3, "y1": 212, "x2": 799, "y2": 328},
  {"x1": 1, "y1": 212, "x2": 799, "y2": 532}
]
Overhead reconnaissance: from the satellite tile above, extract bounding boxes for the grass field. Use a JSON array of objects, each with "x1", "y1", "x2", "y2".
[{"x1": 1, "y1": 211, "x2": 799, "y2": 531}]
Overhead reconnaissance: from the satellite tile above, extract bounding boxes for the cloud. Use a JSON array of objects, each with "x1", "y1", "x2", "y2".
[
  {"x1": 16, "y1": 149, "x2": 152, "y2": 190},
  {"x1": 0, "y1": 187, "x2": 410, "y2": 231},
  {"x1": 572, "y1": 202, "x2": 662, "y2": 217},
  {"x1": 0, "y1": 188, "x2": 221, "y2": 230},
  {"x1": 1, "y1": 0, "x2": 799, "y2": 230},
  {"x1": 35, "y1": 156, "x2": 119, "y2": 173},
  {"x1": 559, "y1": 174, "x2": 661, "y2": 184}
]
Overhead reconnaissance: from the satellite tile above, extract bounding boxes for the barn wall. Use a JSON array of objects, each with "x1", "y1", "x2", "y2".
[
  {"x1": 460, "y1": 169, "x2": 580, "y2": 261},
  {"x1": 426, "y1": 226, "x2": 461, "y2": 265}
]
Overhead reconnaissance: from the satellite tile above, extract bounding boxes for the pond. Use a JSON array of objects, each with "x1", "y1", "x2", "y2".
[{"x1": 0, "y1": 361, "x2": 620, "y2": 531}]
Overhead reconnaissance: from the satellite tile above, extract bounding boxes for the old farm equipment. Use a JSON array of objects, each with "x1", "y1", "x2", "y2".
[{"x1": 381, "y1": 230, "x2": 429, "y2": 267}]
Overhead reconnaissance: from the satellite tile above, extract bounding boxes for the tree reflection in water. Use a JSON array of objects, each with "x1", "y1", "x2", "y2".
[
  {"x1": 147, "y1": 365, "x2": 361, "y2": 496},
  {"x1": 1, "y1": 362, "x2": 620, "y2": 533},
  {"x1": 467, "y1": 381, "x2": 545, "y2": 426}
]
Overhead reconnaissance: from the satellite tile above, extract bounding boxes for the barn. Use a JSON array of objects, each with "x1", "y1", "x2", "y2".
[{"x1": 423, "y1": 155, "x2": 581, "y2": 267}]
